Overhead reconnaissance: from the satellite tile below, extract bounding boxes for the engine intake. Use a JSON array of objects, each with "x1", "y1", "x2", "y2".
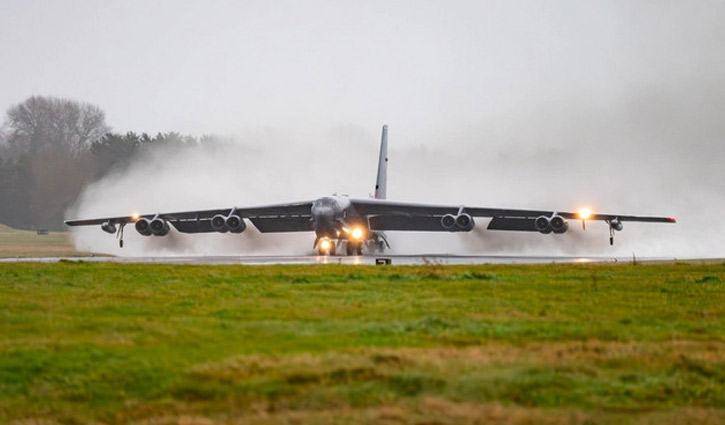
[
  {"x1": 534, "y1": 215, "x2": 552, "y2": 234},
  {"x1": 211, "y1": 214, "x2": 228, "y2": 233},
  {"x1": 441, "y1": 214, "x2": 456, "y2": 230},
  {"x1": 150, "y1": 217, "x2": 170, "y2": 236},
  {"x1": 226, "y1": 214, "x2": 246, "y2": 233},
  {"x1": 550, "y1": 215, "x2": 569, "y2": 234},
  {"x1": 455, "y1": 213, "x2": 475, "y2": 231},
  {"x1": 211, "y1": 213, "x2": 247, "y2": 233},
  {"x1": 135, "y1": 218, "x2": 153, "y2": 236},
  {"x1": 441, "y1": 213, "x2": 475, "y2": 232}
]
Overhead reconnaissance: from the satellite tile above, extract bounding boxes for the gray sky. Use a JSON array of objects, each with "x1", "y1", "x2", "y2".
[
  {"x1": 2, "y1": 1, "x2": 722, "y2": 142},
  {"x1": 3, "y1": 1, "x2": 724, "y2": 256}
]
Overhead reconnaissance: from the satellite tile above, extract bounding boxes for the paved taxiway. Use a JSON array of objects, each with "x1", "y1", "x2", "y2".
[{"x1": 0, "y1": 255, "x2": 675, "y2": 265}]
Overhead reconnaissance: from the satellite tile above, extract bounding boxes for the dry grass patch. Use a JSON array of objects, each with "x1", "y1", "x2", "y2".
[
  {"x1": 117, "y1": 402, "x2": 725, "y2": 425},
  {"x1": 0, "y1": 224, "x2": 99, "y2": 258}
]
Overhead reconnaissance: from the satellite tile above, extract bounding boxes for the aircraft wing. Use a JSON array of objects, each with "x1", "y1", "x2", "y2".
[
  {"x1": 350, "y1": 198, "x2": 675, "y2": 232},
  {"x1": 65, "y1": 201, "x2": 316, "y2": 233}
]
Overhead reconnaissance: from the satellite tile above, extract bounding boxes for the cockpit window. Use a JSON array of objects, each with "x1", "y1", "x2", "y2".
[{"x1": 314, "y1": 197, "x2": 336, "y2": 208}]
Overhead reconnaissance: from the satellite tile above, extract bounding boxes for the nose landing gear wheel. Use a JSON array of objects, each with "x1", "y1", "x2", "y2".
[
  {"x1": 346, "y1": 241, "x2": 363, "y2": 256},
  {"x1": 318, "y1": 239, "x2": 335, "y2": 256},
  {"x1": 319, "y1": 245, "x2": 336, "y2": 256}
]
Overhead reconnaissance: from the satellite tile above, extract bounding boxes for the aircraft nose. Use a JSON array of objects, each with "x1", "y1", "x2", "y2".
[{"x1": 312, "y1": 205, "x2": 335, "y2": 221}]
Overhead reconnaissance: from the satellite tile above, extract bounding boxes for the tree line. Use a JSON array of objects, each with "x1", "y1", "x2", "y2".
[{"x1": 0, "y1": 95, "x2": 210, "y2": 230}]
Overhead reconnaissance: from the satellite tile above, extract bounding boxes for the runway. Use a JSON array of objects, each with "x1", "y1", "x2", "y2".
[{"x1": 0, "y1": 254, "x2": 676, "y2": 265}]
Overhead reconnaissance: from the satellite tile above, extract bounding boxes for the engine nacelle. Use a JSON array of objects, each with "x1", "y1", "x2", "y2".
[
  {"x1": 610, "y1": 218, "x2": 623, "y2": 232},
  {"x1": 441, "y1": 214, "x2": 456, "y2": 230},
  {"x1": 225, "y1": 214, "x2": 246, "y2": 233},
  {"x1": 455, "y1": 213, "x2": 475, "y2": 231},
  {"x1": 150, "y1": 217, "x2": 170, "y2": 236},
  {"x1": 135, "y1": 218, "x2": 153, "y2": 236},
  {"x1": 101, "y1": 221, "x2": 116, "y2": 234},
  {"x1": 550, "y1": 215, "x2": 569, "y2": 234},
  {"x1": 211, "y1": 214, "x2": 228, "y2": 233},
  {"x1": 534, "y1": 215, "x2": 552, "y2": 234}
]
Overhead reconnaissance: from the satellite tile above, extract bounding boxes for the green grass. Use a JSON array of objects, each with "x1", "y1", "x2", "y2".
[
  {"x1": 0, "y1": 223, "x2": 98, "y2": 258},
  {"x1": 0, "y1": 262, "x2": 724, "y2": 424}
]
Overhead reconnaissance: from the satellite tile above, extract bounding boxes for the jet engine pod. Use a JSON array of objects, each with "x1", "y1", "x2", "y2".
[
  {"x1": 150, "y1": 217, "x2": 170, "y2": 236},
  {"x1": 441, "y1": 214, "x2": 456, "y2": 231},
  {"x1": 455, "y1": 213, "x2": 475, "y2": 231},
  {"x1": 101, "y1": 221, "x2": 116, "y2": 234},
  {"x1": 534, "y1": 215, "x2": 552, "y2": 234},
  {"x1": 211, "y1": 214, "x2": 228, "y2": 233},
  {"x1": 550, "y1": 215, "x2": 569, "y2": 234},
  {"x1": 610, "y1": 218, "x2": 623, "y2": 231},
  {"x1": 225, "y1": 214, "x2": 246, "y2": 233},
  {"x1": 135, "y1": 218, "x2": 153, "y2": 236}
]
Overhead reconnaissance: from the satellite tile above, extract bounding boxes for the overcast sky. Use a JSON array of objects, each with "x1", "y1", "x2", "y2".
[
  {"x1": 3, "y1": 1, "x2": 724, "y2": 256},
  {"x1": 1, "y1": 1, "x2": 722, "y2": 143}
]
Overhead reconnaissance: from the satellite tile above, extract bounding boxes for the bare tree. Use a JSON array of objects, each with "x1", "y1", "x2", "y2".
[{"x1": 3, "y1": 96, "x2": 110, "y2": 157}]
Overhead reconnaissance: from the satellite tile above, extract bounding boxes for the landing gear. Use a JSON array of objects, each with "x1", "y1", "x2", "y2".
[
  {"x1": 318, "y1": 244, "x2": 335, "y2": 256},
  {"x1": 116, "y1": 223, "x2": 126, "y2": 248},
  {"x1": 316, "y1": 237, "x2": 335, "y2": 256},
  {"x1": 607, "y1": 218, "x2": 623, "y2": 246},
  {"x1": 345, "y1": 241, "x2": 363, "y2": 256},
  {"x1": 315, "y1": 237, "x2": 366, "y2": 256},
  {"x1": 367, "y1": 232, "x2": 389, "y2": 254}
]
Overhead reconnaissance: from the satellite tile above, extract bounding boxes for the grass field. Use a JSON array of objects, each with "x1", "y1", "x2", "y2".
[
  {"x1": 0, "y1": 224, "x2": 97, "y2": 258},
  {"x1": 0, "y1": 262, "x2": 723, "y2": 424}
]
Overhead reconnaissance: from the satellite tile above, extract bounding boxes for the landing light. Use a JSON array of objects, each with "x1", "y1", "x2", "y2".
[
  {"x1": 578, "y1": 208, "x2": 592, "y2": 220},
  {"x1": 320, "y1": 239, "x2": 332, "y2": 250},
  {"x1": 351, "y1": 227, "x2": 364, "y2": 240},
  {"x1": 131, "y1": 213, "x2": 141, "y2": 221}
]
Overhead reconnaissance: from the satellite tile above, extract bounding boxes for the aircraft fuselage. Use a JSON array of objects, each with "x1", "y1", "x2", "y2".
[{"x1": 311, "y1": 195, "x2": 364, "y2": 239}]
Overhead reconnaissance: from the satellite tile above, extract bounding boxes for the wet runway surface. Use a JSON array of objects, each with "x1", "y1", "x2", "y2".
[{"x1": 0, "y1": 254, "x2": 676, "y2": 265}]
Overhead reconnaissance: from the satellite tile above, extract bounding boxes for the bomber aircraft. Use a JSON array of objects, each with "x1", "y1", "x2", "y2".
[{"x1": 66, "y1": 125, "x2": 676, "y2": 255}]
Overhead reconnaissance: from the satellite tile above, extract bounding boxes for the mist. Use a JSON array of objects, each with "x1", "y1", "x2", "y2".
[
  {"x1": 0, "y1": 1, "x2": 718, "y2": 257},
  {"x1": 68, "y1": 106, "x2": 724, "y2": 258}
]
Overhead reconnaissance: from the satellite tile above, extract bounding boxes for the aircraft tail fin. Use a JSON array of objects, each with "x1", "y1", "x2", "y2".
[{"x1": 374, "y1": 125, "x2": 388, "y2": 199}]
